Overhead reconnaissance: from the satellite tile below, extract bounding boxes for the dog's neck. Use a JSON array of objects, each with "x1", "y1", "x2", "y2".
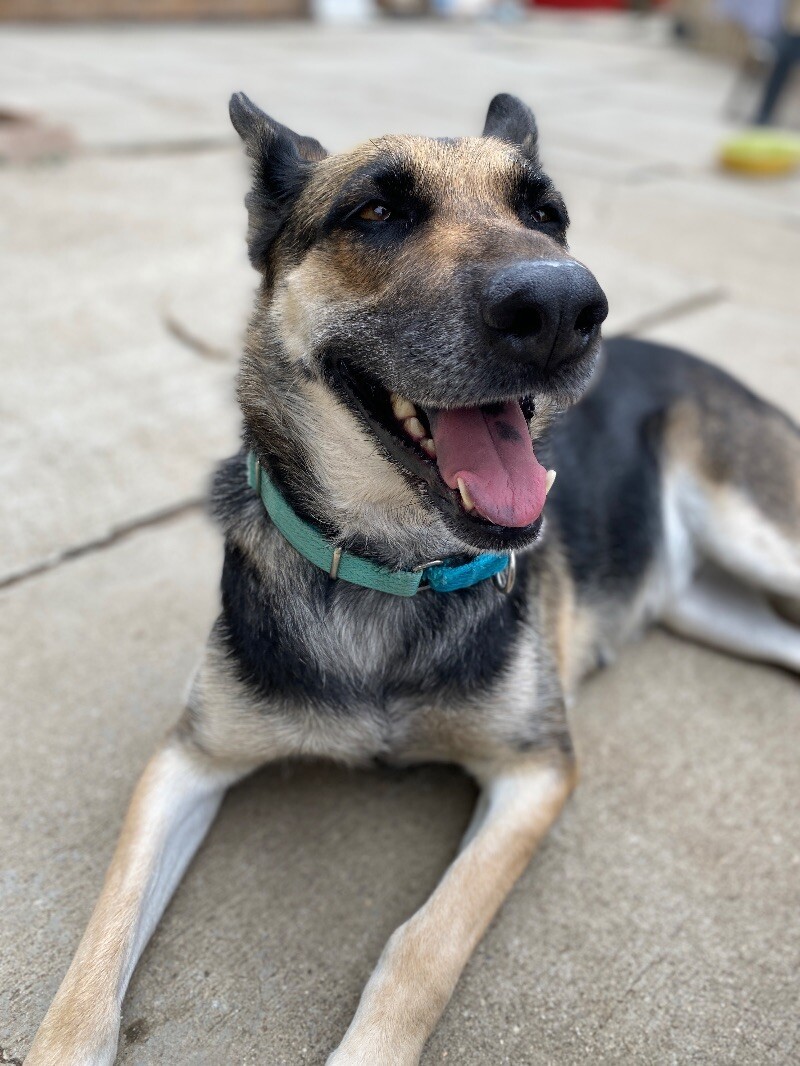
[{"x1": 238, "y1": 345, "x2": 468, "y2": 572}]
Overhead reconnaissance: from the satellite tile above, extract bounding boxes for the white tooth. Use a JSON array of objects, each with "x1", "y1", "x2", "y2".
[
  {"x1": 545, "y1": 469, "x2": 557, "y2": 495},
  {"x1": 421, "y1": 437, "x2": 437, "y2": 458},
  {"x1": 391, "y1": 393, "x2": 416, "y2": 420},
  {"x1": 404, "y1": 416, "x2": 426, "y2": 441},
  {"x1": 457, "y1": 477, "x2": 475, "y2": 512}
]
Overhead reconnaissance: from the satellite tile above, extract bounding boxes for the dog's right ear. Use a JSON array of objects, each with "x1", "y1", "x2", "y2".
[
  {"x1": 482, "y1": 93, "x2": 539, "y2": 164},
  {"x1": 229, "y1": 92, "x2": 327, "y2": 271}
]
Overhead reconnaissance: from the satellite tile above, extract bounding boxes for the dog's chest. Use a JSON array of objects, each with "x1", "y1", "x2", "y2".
[
  {"x1": 215, "y1": 557, "x2": 568, "y2": 762},
  {"x1": 282, "y1": 582, "x2": 521, "y2": 702},
  {"x1": 272, "y1": 584, "x2": 565, "y2": 762}
]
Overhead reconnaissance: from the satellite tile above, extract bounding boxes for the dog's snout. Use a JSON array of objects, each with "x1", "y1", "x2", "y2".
[{"x1": 481, "y1": 260, "x2": 608, "y2": 368}]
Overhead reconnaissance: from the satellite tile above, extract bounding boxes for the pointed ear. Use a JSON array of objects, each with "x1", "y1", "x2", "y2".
[
  {"x1": 229, "y1": 92, "x2": 327, "y2": 271},
  {"x1": 482, "y1": 93, "x2": 538, "y2": 162},
  {"x1": 229, "y1": 92, "x2": 327, "y2": 163}
]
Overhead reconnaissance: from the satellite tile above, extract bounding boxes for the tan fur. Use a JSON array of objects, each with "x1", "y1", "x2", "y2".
[
  {"x1": 26, "y1": 734, "x2": 256, "y2": 1066},
  {"x1": 537, "y1": 541, "x2": 597, "y2": 695},
  {"x1": 664, "y1": 398, "x2": 800, "y2": 598},
  {"x1": 329, "y1": 752, "x2": 576, "y2": 1065},
  {"x1": 286, "y1": 137, "x2": 560, "y2": 307},
  {"x1": 665, "y1": 390, "x2": 800, "y2": 541}
]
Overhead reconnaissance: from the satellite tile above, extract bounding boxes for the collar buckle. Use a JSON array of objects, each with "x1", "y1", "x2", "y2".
[
  {"x1": 412, "y1": 558, "x2": 446, "y2": 593},
  {"x1": 411, "y1": 558, "x2": 445, "y2": 573}
]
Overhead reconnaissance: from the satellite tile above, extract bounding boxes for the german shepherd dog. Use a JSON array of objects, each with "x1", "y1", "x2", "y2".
[{"x1": 28, "y1": 93, "x2": 800, "y2": 1065}]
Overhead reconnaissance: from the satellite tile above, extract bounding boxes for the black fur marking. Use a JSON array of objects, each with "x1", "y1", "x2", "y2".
[
  {"x1": 513, "y1": 167, "x2": 569, "y2": 242},
  {"x1": 219, "y1": 544, "x2": 355, "y2": 711},
  {"x1": 546, "y1": 338, "x2": 678, "y2": 588},
  {"x1": 217, "y1": 531, "x2": 530, "y2": 714},
  {"x1": 544, "y1": 337, "x2": 699, "y2": 594},
  {"x1": 229, "y1": 92, "x2": 326, "y2": 271},
  {"x1": 321, "y1": 161, "x2": 433, "y2": 252}
]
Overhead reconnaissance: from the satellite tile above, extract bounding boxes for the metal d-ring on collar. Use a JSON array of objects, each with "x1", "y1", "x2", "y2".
[{"x1": 492, "y1": 550, "x2": 516, "y2": 594}]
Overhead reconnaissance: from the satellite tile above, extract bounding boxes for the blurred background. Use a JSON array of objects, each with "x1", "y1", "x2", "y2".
[{"x1": 2, "y1": 3, "x2": 799, "y2": 1064}]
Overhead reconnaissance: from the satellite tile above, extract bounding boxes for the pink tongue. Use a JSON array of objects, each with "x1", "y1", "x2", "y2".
[{"x1": 428, "y1": 401, "x2": 547, "y2": 527}]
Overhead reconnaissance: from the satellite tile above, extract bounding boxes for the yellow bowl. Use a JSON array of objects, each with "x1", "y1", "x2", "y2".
[{"x1": 719, "y1": 130, "x2": 800, "y2": 176}]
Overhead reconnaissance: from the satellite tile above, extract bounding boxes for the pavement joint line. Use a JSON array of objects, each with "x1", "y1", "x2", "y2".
[
  {"x1": 161, "y1": 298, "x2": 233, "y2": 362},
  {"x1": 611, "y1": 286, "x2": 727, "y2": 338},
  {"x1": 0, "y1": 497, "x2": 204, "y2": 593},
  {"x1": 78, "y1": 137, "x2": 238, "y2": 159}
]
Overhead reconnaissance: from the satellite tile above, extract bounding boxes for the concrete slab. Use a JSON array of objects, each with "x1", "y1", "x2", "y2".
[
  {"x1": 571, "y1": 240, "x2": 718, "y2": 339},
  {"x1": 0, "y1": 149, "x2": 248, "y2": 581},
  {"x1": 0, "y1": 17, "x2": 725, "y2": 154},
  {"x1": 553, "y1": 168, "x2": 800, "y2": 319},
  {"x1": 0, "y1": 23, "x2": 601, "y2": 150},
  {"x1": 3, "y1": 516, "x2": 798, "y2": 1066}
]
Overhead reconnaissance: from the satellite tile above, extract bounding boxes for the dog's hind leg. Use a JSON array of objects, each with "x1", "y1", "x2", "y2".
[
  {"x1": 662, "y1": 563, "x2": 800, "y2": 673},
  {"x1": 327, "y1": 748, "x2": 576, "y2": 1066},
  {"x1": 661, "y1": 379, "x2": 800, "y2": 672},
  {"x1": 25, "y1": 724, "x2": 261, "y2": 1066}
]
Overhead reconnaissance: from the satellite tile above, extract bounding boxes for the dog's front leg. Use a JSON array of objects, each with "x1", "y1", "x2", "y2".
[
  {"x1": 25, "y1": 727, "x2": 258, "y2": 1066},
  {"x1": 328, "y1": 750, "x2": 576, "y2": 1066}
]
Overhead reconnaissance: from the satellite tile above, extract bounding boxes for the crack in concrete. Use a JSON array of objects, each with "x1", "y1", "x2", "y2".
[
  {"x1": 0, "y1": 1047, "x2": 23, "y2": 1066},
  {"x1": 611, "y1": 286, "x2": 727, "y2": 337},
  {"x1": 594, "y1": 918, "x2": 687, "y2": 1034},
  {"x1": 79, "y1": 137, "x2": 236, "y2": 159},
  {"x1": 161, "y1": 300, "x2": 233, "y2": 362},
  {"x1": 0, "y1": 498, "x2": 204, "y2": 593}
]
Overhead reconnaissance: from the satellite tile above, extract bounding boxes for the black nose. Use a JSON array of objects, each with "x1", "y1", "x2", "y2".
[{"x1": 482, "y1": 260, "x2": 608, "y2": 368}]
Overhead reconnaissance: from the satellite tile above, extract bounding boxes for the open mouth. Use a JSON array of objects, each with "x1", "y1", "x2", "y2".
[{"x1": 327, "y1": 359, "x2": 556, "y2": 548}]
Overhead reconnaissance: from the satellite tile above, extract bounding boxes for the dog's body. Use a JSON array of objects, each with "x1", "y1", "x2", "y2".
[{"x1": 27, "y1": 96, "x2": 800, "y2": 1065}]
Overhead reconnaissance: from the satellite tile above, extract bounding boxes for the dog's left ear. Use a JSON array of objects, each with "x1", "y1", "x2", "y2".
[
  {"x1": 230, "y1": 92, "x2": 328, "y2": 271},
  {"x1": 482, "y1": 93, "x2": 539, "y2": 163}
]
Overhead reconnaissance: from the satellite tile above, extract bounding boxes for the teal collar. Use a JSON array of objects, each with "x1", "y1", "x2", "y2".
[{"x1": 247, "y1": 453, "x2": 514, "y2": 597}]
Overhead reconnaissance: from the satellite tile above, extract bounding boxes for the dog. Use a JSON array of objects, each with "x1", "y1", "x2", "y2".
[{"x1": 27, "y1": 92, "x2": 800, "y2": 1065}]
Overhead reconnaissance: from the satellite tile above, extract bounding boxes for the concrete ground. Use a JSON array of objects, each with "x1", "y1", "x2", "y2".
[{"x1": 2, "y1": 13, "x2": 799, "y2": 1065}]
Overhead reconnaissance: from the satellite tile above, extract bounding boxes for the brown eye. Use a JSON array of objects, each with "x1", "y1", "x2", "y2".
[
  {"x1": 359, "y1": 201, "x2": 392, "y2": 222},
  {"x1": 531, "y1": 206, "x2": 557, "y2": 225}
]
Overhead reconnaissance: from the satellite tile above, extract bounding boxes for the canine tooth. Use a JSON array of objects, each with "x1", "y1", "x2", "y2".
[
  {"x1": 404, "y1": 416, "x2": 426, "y2": 441},
  {"x1": 545, "y1": 469, "x2": 557, "y2": 495},
  {"x1": 421, "y1": 437, "x2": 437, "y2": 458},
  {"x1": 457, "y1": 477, "x2": 475, "y2": 512},
  {"x1": 391, "y1": 393, "x2": 416, "y2": 420}
]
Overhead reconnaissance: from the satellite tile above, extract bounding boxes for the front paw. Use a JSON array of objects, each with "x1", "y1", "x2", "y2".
[{"x1": 327, "y1": 1037, "x2": 421, "y2": 1066}]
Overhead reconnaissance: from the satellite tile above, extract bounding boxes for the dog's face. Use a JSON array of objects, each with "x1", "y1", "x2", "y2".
[{"x1": 232, "y1": 93, "x2": 607, "y2": 554}]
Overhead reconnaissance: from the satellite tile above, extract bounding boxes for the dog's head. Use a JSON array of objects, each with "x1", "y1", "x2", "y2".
[{"x1": 231, "y1": 92, "x2": 607, "y2": 559}]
